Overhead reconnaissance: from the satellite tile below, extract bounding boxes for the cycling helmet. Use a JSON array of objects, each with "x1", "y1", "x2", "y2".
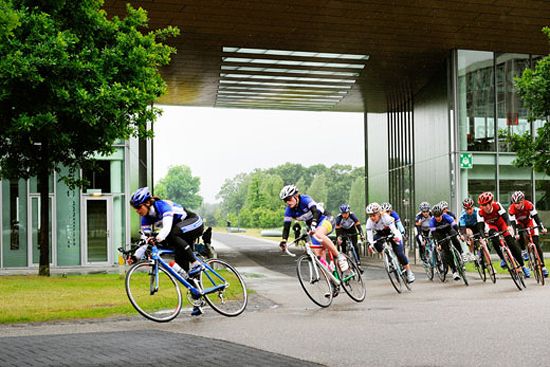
[
  {"x1": 339, "y1": 204, "x2": 351, "y2": 213},
  {"x1": 366, "y1": 202, "x2": 381, "y2": 215},
  {"x1": 462, "y1": 197, "x2": 475, "y2": 209},
  {"x1": 130, "y1": 187, "x2": 152, "y2": 208},
  {"x1": 380, "y1": 202, "x2": 392, "y2": 212},
  {"x1": 478, "y1": 192, "x2": 494, "y2": 206},
  {"x1": 431, "y1": 204, "x2": 443, "y2": 217},
  {"x1": 419, "y1": 202, "x2": 430, "y2": 212},
  {"x1": 511, "y1": 191, "x2": 525, "y2": 204},
  {"x1": 439, "y1": 201, "x2": 449, "y2": 210},
  {"x1": 279, "y1": 184, "x2": 298, "y2": 200}
]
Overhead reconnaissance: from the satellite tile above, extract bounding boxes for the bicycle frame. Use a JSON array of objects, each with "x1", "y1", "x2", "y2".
[{"x1": 148, "y1": 245, "x2": 227, "y2": 297}]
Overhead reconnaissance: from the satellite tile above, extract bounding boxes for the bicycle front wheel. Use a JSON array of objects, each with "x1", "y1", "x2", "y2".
[
  {"x1": 528, "y1": 246, "x2": 544, "y2": 285},
  {"x1": 200, "y1": 258, "x2": 248, "y2": 317},
  {"x1": 504, "y1": 249, "x2": 523, "y2": 291},
  {"x1": 423, "y1": 247, "x2": 435, "y2": 281},
  {"x1": 296, "y1": 255, "x2": 333, "y2": 307},
  {"x1": 452, "y1": 247, "x2": 468, "y2": 286},
  {"x1": 125, "y1": 261, "x2": 182, "y2": 322},
  {"x1": 435, "y1": 248, "x2": 447, "y2": 282},
  {"x1": 338, "y1": 254, "x2": 366, "y2": 302},
  {"x1": 383, "y1": 251, "x2": 402, "y2": 294},
  {"x1": 482, "y1": 246, "x2": 496, "y2": 284}
]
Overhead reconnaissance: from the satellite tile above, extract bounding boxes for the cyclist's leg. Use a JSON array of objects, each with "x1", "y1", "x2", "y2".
[
  {"x1": 487, "y1": 228, "x2": 505, "y2": 261},
  {"x1": 168, "y1": 217, "x2": 204, "y2": 271},
  {"x1": 436, "y1": 234, "x2": 457, "y2": 273},
  {"x1": 313, "y1": 218, "x2": 339, "y2": 258},
  {"x1": 449, "y1": 229, "x2": 463, "y2": 254},
  {"x1": 348, "y1": 231, "x2": 361, "y2": 264},
  {"x1": 533, "y1": 234, "x2": 545, "y2": 266},
  {"x1": 504, "y1": 232, "x2": 524, "y2": 266}
]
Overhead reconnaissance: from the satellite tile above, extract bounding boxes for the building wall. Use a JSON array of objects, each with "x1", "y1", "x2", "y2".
[{"x1": 413, "y1": 61, "x2": 452, "y2": 212}]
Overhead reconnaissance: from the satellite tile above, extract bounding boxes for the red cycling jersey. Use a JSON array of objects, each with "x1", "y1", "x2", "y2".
[
  {"x1": 477, "y1": 201, "x2": 510, "y2": 236},
  {"x1": 509, "y1": 200, "x2": 539, "y2": 236}
]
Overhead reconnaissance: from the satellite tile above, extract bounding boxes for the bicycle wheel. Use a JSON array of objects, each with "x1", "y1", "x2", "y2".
[
  {"x1": 125, "y1": 261, "x2": 182, "y2": 322},
  {"x1": 451, "y1": 247, "x2": 468, "y2": 286},
  {"x1": 383, "y1": 251, "x2": 402, "y2": 294},
  {"x1": 503, "y1": 249, "x2": 523, "y2": 291},
  {"x1": 338, "y1": 254, "x2": 366, "y2": 302},
  {"x1": 474, "y1": 252, "x2": 485, "y2": 281},
  {"x1": 423, "y1": 246, "x2": 435, "y2": 281},
  {"x1": 400, "y1": 265, "x2": 412, "y2": 291},
  {"x1": 528, "y1": 246, "x2": 544, "y2": 285},
  {"x1": 482, "y1": 246, "x2": 496, "y2": 284},
  {"x1": 200, "y1": 258, "x2": 248, "y2": 317},
  {"x1": 435, "y1": 248, "x2": 447, "y2": 282},
  {"x1": 296, "y1": 255, "x2": 333, "y2": 307}
]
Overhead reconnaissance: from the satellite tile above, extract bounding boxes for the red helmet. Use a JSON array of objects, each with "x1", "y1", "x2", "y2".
[
  {"x1": 478, "y1": 192, "x2": 494, "y2": 206},
  {"x1": 462, "y1": 197, "x2": 475, "y2": 209}
]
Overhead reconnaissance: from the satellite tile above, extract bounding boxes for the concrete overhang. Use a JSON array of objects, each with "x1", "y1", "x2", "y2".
[{"x1": 104, "y1": 1, "x2": 550, "y2": 112}]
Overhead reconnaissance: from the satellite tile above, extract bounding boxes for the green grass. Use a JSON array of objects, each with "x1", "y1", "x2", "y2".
[
  {"x1": 465, "y1": 260, "x2": 510, "y2": 275},
  {"x1": 0, "y1": 270, "x2": 248, "y2": 324}
]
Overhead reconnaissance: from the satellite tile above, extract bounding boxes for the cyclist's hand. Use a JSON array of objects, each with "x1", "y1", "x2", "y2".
[
  {"x1": 542, "y1": 227, "x2": 548, "y2": 234},
  {"x1": 360, "y1": 235, "x2": 365, "y2": 242},
  {"x1": 337, "y1": 236, "x2": 343, "y2": 245},
  {"x1": 279, "y1": 240, "x2": 287, "y2": 252},
  {"x1": 127, "y1": 255, "x2": 138, "y2": 265},
  {"x1": 146, "y1": 237, "x2": 158, "y2": 246},
  {"x1": 515, "y1": 234, "x2": 520, "y2": 240}
]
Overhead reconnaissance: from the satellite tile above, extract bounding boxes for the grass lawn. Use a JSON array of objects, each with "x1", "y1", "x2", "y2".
[
  {"x1": 465, "y1": 260, "x2": 511, "y2": 275},
  {"x1": 212, "y1": 227, "x2": 280, "y2": 241}
]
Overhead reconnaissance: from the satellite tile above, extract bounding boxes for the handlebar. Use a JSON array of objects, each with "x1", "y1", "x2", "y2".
[
  {"x1": 516, "y1": 225, "x2": 540, "y2": 233},
  {"x1": 434, "y1": 233, "x2": 460, "y2": 244}
]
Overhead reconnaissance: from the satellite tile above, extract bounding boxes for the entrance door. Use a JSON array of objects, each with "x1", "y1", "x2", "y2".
[
  {"x1": 84, "y1": 197, "x2": 112, "y2": 264},
  {"x1": 30, "y1": 195, "x2": 55, "y2": 265}
]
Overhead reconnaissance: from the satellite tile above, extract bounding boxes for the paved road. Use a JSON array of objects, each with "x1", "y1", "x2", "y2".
[{"x1": 2, "y1": 232, "x2": 550, "y2": 367}]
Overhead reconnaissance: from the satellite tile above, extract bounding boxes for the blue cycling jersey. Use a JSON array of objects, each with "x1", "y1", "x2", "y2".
[
  {"x1": 284, "y1": 194, "x2": 325, "y2": 227},
  {"x1": 429, "y1": 213, "x2": 456, "y2": 233},
  {"x1": 141, "y1": 199, "x2": 186, "y2": 230},
  {"x1": 335, "y1": 212, "x2": 359, "y2": 229},
  {"x1": 458, "y1": 208, "x2": 479, "y2": 227},
  {"x1": 389, "y1": 211, "x2": 405, "y2": 234}
]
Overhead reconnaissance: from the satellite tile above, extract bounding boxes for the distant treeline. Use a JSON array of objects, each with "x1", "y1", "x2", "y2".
[{"x1": 211, "y1": 162, "x2": 366, "y2": 228}]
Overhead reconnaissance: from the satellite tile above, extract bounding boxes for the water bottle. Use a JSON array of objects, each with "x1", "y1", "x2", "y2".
[{"x1": 169, "y1": 260, "x2": 188, "y2": 279}]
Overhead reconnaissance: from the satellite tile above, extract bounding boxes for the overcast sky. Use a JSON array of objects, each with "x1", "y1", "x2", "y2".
[{"x1": 153, "y1": 106, "x2": 365, "y2": 203}]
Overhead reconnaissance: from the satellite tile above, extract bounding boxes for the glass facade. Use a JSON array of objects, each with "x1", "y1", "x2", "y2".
[{"x1": 0, "y1": 139, "x2": 139, "y2": 269}]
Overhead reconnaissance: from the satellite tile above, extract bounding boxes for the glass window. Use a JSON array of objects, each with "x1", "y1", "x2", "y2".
[
  {"x1": 83, "y1": 160, "x2": 111, "y2": 193},
  {"x1": 532, "y1": 56, "x2": 547, "y2": 138},
  {"x1": 457, "y1": 50, "x2": 495, "y2": 152},
  {"x1": 1, "y1": 179, "x2": 28, "y2": 267},
  {"x1": 495, "y1": 53, "x2": 530, "y2": 152},
  {"x1": 535, "y1": 172, "x2": 550, "y2": 250},
  {"x1": 465, "y1": 154, "x2": 497, "y2": 200}
]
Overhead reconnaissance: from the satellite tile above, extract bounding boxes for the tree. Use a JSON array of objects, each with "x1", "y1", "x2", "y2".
[
  {"x1": 0, "y1": 1, "x2": 178, "y2": 275},
  {"x1": 513, "y1": 26, "x2": 550, "y2": 175},
  {"x1": 154, "y1": 165, "x2": 202, "y2": 210},
  {"x1": 308, "y1": 173, "x2": 328, "y2": 206},
  {"x1": 349, "y1": 176, "x2": 366, "y2": 223}
]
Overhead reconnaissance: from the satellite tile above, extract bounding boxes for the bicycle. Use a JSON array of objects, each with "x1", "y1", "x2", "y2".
[
  {"x1": 420, "y1": 234, "x2": 436, "y2": 281},
  {"x1": 517, "y1": 226, "x2": 544, "y2": 286},
  {"x1": 373, "y1": 234, "x2": 412, "y2": 294},
  {"x1": 119, "y1": 237, "x2": 248, "y2": 322},
  {"x1": 284, "y1": 234, "x2": 366, "y2": 307},
  {"x1": 434, "y1": 233, "x2": 468, "y2": 286},
  {"x1": 467, "y1": 234, "x2": 496, "y2": 284},
  {"x1": 485, "y1": 231, "x2": 526, "y2": 291},
  {"x1": 337, "y1": 232, "x2": 363, "y2": 273}
]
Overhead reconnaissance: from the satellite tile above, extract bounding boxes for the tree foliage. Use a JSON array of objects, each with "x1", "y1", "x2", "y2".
[
  {"x1": 512, "y1": 26, "x2": 550, "y2": 175},
  {"x1": 0, "y1": 0, "x2": 178, "y2": 275},
  {"x1": 216, "y1": 163, "x2": 365, "y2": 228},
  {"x1": 154, "y1": 165, "x2": 202, "y2": 210}
]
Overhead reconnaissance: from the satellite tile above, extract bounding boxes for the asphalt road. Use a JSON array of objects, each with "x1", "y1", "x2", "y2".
[{"x1": 1, "y1": 232, "x2": 550, "y2": 367}]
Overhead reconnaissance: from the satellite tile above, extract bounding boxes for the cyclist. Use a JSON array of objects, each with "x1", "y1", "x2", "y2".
[
  {"x1": 438, "y1": 201, "x2": 457, "y2": 220},
  {"x1": 508, "y1": 191, "x2": 548, "y2": 277},
  {"x1": 457, "y1": 197, "x2": 481, "y2": 260},
  {"x1": 278, "y1": 185, "x2": 348, "y2": 272},
  {"x1": 335, "y1": 203, "x2": 365, "y2": 271},
  {"x1": 477, "y1": 191, "x2": 530, "y2": 278},
  {"x1": 366, "y1": 202, "x2": 415, "y2": 283},
  {"x1": 430, "y1": 204, "x2": 464, "y2": 281},
  {"x1": 130, "y1": 187, "x2": 206, "y2": 316},
  {"x1": 381, "y1": 202, "x2": 405, "y2": 236},
  {"x1": 415, "y1": 201, "x2": 432, "y2": 262}
]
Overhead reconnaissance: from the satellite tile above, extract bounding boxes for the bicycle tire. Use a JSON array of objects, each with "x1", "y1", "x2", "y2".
[
  {"x1": 529, "y1": 245, "x2": 544, "y2": 285},
  {"x1": 338, "y1": 254, "x2": 366, "y2": 302},
  {"x1": 401, "y1": 266, "x2": 412, "y2": 291},
  {"x1": 452, "y1": 247, "x2": 468, "y2": 286},
  {"x1": 296, "y1": 255, "x2": 333, "y2": 307},
  {"x1": 383, "y1": 250, "x2": 402, "y2": 294},
  {"x1": 481, "y1": 245, "x2": 496, "y2": 284},
  {"x1": 474, "y1": 254, "x2": 485, "y2": 281},
  {"x1": 347, "y1": 243, "x2": 361, "y2": 267},
  {"x1": 435, "y1": 247, "x2": 447, "y2": 282},
  {"x1": 504, "y1": 248, "x2": 523, "y2": 291},
  {"x1": 200, "y1": 258, "x2": 248, "y2": 317},
  {"x1": 423, "y1": 247, "x2": 435, "y2": 281},
  {"x1": 125, "y1": 261, "x2": 182, "y2": 322}
]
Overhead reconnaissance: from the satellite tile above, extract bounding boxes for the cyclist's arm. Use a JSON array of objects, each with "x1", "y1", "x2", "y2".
[
  {"x1": 309, "y1": 205, "x2": 321, "y2": 229},
  {"x1": 354, "y1": 221, "x2": 365, "y2": 237},
  {"x1": 282, "y1": 220, "x2": 292, "y2": 241},
  {"x1": 395, "y1": 219, "x2": 405, "y2": 234},
  {"x1": 530, "y1": 205, "x2": 545, "y2": 230}
]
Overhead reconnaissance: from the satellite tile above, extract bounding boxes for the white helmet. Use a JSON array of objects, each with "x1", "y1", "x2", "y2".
[
  {"x1": 279, "y1": 184, "x2": 298, "y2": 200},
  {"x1": 366, "y1": 202, "x2": 381, "y2": 215}
]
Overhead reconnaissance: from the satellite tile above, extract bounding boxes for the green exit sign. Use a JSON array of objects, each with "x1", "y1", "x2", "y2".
[{"x1": 460, "y1": 153, "x2": 473, "y2": 169}]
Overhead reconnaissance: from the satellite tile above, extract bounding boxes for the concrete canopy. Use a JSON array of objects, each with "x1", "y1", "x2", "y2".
[{"x1": 104, "y1": 1, "x2": 550, "y2": 112}]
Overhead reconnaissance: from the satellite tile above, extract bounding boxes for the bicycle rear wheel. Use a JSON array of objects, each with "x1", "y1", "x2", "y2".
[
  {"x1": 200, "y1": 258, "x2": 248, "y2": 317},
  {"x1": 296, "y1": 255, "x2": 333, "y2": 307},
  {"x1": 125, "y1": 261, "x2": 182, "y2": 322},
  {"x1": 383, "y1": 251, "x2": 402, "y2": 294},
  {"x1": 338, "y1": 254, "x2": 366, "y2": 302}
]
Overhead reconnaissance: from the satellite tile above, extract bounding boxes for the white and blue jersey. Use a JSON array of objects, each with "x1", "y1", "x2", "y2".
[
  {"x1": 389, "y1": 211, "x2": 406, "y2": 234},
  {"x1": 335, "y1": 212, "x2": 359, "y2": 229},
  {"x1": 429, "y1": 213, "x2": 457, "y2": 234},
  {"x1": 284, "y1": 194, "x2": 327, "y2": 227},
  {"x1": 141, "y1": 199, "x2": 201, "y2": 242}
]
